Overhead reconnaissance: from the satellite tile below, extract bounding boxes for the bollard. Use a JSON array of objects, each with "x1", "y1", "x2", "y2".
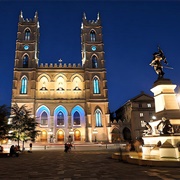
[{"x1": 44, "y1": 145, "x2": 46, "y2": 150}]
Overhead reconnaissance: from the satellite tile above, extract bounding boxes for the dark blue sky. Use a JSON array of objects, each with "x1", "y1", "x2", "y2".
[{"x1": 1, "y1": 1, "x2": 180, "y2": 112}]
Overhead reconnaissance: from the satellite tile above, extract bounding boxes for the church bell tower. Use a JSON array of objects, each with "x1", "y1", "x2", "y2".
[
  {"x1": 81, "y1": 13, "x2": 111, "y2": 142},
  {"x1": 12, "y1": 11, "x2": 40, "y2": 114}
]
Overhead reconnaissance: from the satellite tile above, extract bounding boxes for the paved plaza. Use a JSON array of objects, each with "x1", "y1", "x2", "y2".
[{"x1": 1, "y1": 146, "x2": 180, "y2": 180}]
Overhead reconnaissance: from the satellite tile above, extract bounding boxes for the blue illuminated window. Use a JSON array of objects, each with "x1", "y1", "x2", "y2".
[
  {"x1": 92, "y1": 55, "x2": 98, "y2": 68},
  {"x1": 57, "y1": 111, "x2": 64, "y2": 125},
  {"x1": 95, "y1": 109, "x2": 102, "y2": 127},
  {"x1": 25, "y1": 29, "x2": 30, "y2": 40},
  {"x1": 20, "y1": 77, "x2": 27, "y2": 94},
  {"x1": 41, "y1": 111, "x2": 48, "y2": 125},
  {"x1": 73, "y1": 111, "x2": 80, "y2": 125},
  {"x1": 93, "y1": 77, "x2": 100, "y2": 94},
  {"x1": 90, "y1": 30, "x2": 96, "y2": 41},
  {"x1": 23, "y1": 55, "x2": 28, "y2": 68}
]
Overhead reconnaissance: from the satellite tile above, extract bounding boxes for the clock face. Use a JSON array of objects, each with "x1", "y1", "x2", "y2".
[
  {"x1": 24, "y1": 45, "x2": 29, "y2": 50},
  {"x1": 91, "y1": 45, "x2": 96, "y2": 51}
]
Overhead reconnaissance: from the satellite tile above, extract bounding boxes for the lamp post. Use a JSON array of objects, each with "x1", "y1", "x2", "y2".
[{"x1": 92, "y1": 128, "x2": 98, "y2": 142}]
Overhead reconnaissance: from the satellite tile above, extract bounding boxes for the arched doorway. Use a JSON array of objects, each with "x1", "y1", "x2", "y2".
[
  {"x1": 111, "y1": 128, "x2": 121, "y2": 143},
  {"x1": 123, "y1": 127, "x2": 131, "y2": 141},
  {"x1": 74, "y1": 130, "x2": 81, "y2": 141},
  {"x1": 57, "y1": 130, "x2": 64, "y2": 142},
  {"x1": 41, "y1": 130, "x2": 47, "y2": 142}
]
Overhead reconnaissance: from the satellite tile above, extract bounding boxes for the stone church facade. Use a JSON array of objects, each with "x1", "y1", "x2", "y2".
[{"x1": 11, "y1": 12, "x2": 111, "y2": 143}]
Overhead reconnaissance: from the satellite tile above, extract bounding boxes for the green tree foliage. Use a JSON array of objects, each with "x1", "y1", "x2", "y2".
[
  {"x1": 0, "y1": 105, "x2": 10, "y2": 141},
  {"x1": 9, "y1": 103, "x2": 40, "y2": 149}
]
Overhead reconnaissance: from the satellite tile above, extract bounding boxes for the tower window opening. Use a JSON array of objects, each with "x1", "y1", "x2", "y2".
[
  {"x1": 92, "y1": 55, "x2": 98, "y2": 68},
  {"x1": 25, "y1": 29, "x2": 30, "y2": 40},
  {"x1": 93, "y1": 77, "x2": 100, "y2": 94},
  {"x1": 90, "y1": 30, "x2": 96, "y2": 41},
  {"x1": 23, "y1": 55, "x2": 28, "y2": 68},
  {"x1": 20, "y1": 77, "x2": 28, "y2": 94},
  {"x1": 95, "y1": 109, "x2": 102, "y2": 127}
]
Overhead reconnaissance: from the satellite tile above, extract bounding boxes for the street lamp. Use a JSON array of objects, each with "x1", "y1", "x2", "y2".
[{"x1": 92, "y1": 128, "x2": 98, "y2": 142}]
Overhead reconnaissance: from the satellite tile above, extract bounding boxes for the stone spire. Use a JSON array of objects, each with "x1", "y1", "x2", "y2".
[
  {"x1": 34, "y1": 11, "x2": 38, "y2": 22},
  {"x1": 97, "y1": 12, "x2": 100, "y2": 20},
  {"x1": 96, "y1": 12, "x2": 101, "y2": 23},
  {"x1": 19, "y1": 11, "x2": 24, "y2": 22},
  {"x1": 83, "y1": 12, "x2": 86, "y2": 20}
]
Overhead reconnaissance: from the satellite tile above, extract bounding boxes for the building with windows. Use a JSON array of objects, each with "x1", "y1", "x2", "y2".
[
  {"x1": 11, "y1": 12, "x2": 111, "y2": 143},
  {"x1": 115, "y1": 91, "x2": 155, "y2": 141}
]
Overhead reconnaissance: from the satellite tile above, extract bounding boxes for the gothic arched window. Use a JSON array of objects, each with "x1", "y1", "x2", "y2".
[
  {"x1": 23, "y1": 55, "x2": 28, "y2": 68},
  {"x1": 40, "y1": 76, "x2": 48, "y2": 91},
  {"x1": 90, "y1": 30, "x2": 96, "y2": 41},
  {"x1": 57, "y1": 111, "x2": 64, "y2": 125},
  {"x1": 95, "y1": 109, "x2": 102, "y2": 127},
  {"x1": 73, "y1": 76, "x2": 81, "y2": 91},
  {"x1": 93, "y1": 77, "x2": 100, "y2": 94},
  {"x1": 57, "y1": 76, "x2": 65, "y2": 91},
  {"x1": 25, "y1": 29, "x2": 30, "y2": 40},
  {"x1": 92, "y1": 55, "x2": 98, "y2": 68},
  {"x1": 73, "y1": 111, "x2": 80, "y2": 125},
  {"x1": 20, "y1": 77, "x2": 28, "y2": 94},
  {"x1": 41, "y1": 111, "x2": 48, "y2": 125}
]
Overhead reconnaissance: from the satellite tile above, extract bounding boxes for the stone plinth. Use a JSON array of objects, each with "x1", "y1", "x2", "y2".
[
  {"x1": 160, "y1": 147, "x2": 179, "y2": 158},
  {"x1": 143, "y1": 135, "x2": 180, "y2": 146},
  {"x1": 142, "y1": 135, "x2": 180, "y2": 158},
  {"x1": 151, "y1": 78, "x2": 180, "y2": 119}
]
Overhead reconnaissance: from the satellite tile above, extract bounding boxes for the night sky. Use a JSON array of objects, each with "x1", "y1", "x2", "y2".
[{"x1": 1, "y1": 1, "x2": 180, "y2": 112}]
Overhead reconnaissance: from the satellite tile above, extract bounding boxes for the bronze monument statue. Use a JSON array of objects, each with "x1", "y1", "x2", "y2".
[
  {"x1": 157, "y1": 117, "x2": 174, "y2": 135},
  {"x1": 144, "y1": 121, "x2": 152, "y2": 135},
  {"x1": 150, "y1": 46, "x2": 168, "y2": 79}
]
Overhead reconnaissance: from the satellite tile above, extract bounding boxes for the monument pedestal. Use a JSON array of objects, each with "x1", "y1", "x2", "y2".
[
  {"x1": 151, "y1": 78, "x2": 180, "y2": 119},
  {"x1": 142, "y1": 135, "x2": 180, "y2": 158},
  {"x1": 142, "y1": 78, "x2": 180, "y2": 159},
  {"x1": 160, "y1": 147, "x2": 179, "y2": 158}
]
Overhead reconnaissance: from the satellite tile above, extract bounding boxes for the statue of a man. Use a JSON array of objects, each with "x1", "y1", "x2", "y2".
[
  {"x1": 144, "y1": 121, "x2": 152, "y2": 135},
  {"x1": 150, "y1": 46, "x2": 168, "y2": 79},
  {"x1": 157, "y1": 117, "x2": 174, "y2": 135}
]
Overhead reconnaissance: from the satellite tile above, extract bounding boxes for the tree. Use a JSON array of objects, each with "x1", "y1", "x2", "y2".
[
  {"x1": 9, "y1": 103, "x2": 40, "y2": 150},
  {"x1": 0, "y1": 105, "x2": 10, "y2": 142}
]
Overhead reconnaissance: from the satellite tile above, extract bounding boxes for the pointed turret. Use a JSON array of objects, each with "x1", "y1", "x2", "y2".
[
  {"x1": 34, "y1": 11, "x2": 38, "y2": 22},
  {"x1": 96, "y1": 12, "x2": 101, "y2": 23},
  {"x1": 19, "y1": 11, "x2": 24, "y2": 22},
  {"x1": 97, "y1": 12, "x2": 100, "y2": 20},
  {"x1": 82, "y1": 12, "x2": 87, "y2": 24},
  {"x1": 83, "y1": 12, "x2": 86, "y2": 19}
]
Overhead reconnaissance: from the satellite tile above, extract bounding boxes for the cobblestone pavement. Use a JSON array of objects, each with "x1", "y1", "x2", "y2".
[{"x1": 0, "y1": 149, "x2": 180, "y2": 180}]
